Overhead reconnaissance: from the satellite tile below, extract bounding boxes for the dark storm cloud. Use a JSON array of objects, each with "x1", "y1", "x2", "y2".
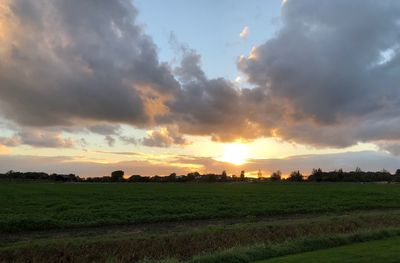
[
  {"x1": 0, "y1": 0, "x2": 179, "y2": 127},
  {"x1": 238, "y1": 0, "x2": 400, "y2": 147}
]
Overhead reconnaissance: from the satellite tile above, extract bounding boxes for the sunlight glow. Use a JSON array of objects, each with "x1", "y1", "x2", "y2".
[{"x1": 218, "y1": 143, "x2": 250, "y2": 165}]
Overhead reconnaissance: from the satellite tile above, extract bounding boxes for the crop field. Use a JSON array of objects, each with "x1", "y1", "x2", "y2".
[
  {"x1": 2, "y1": 182, "x2": 400, "y2": 232},
  {"x1": 1, "y1": 182, "x2": 400, "y2": 262}
]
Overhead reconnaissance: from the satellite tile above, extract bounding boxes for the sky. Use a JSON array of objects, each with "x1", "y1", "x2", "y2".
[{"x1": 0, "y1": 0, "x2": 400, "y2": 177}]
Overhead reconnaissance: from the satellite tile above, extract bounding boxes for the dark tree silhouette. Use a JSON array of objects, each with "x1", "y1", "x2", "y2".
[
  {"x1": 288, "y1": 171, "x2": 303, "y2": 182},
  {"x1": 221, "y1": 170, "x2": 228, "y2": 181},
  {"x1": 240, "y1": 170, "x2": 245, "y2": 181},
  {"x1": 111, "y1": 170, "x2": 124, "y2": 182},
  {"x1": 168, "y1": 173, "x2": 177, "y2": 182},
  {"x1": 2, "y1": 167, "x2": 400, "y2": 183},
  {"x1": 270, "y1": 170, "x2": 282, "y2": 181},
  {"x1": 309, "y1": 168, "x2": 323, "y2": 182}
]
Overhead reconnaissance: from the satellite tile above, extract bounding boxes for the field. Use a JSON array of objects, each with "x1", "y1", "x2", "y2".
[
  {"x1": 257, "y1": 236, "x2": 400, "y2": 263},
  {"x1": 1, "y1": 182, "x2": 400, "y2": 262}
]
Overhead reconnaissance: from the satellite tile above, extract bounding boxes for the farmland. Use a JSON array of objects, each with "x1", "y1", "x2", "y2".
[{"x1": 1, "y1": 182, "x2": 400, "y2": 262}]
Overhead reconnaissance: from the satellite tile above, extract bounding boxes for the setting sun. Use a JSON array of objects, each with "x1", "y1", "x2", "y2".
[{"x1": 218, "y1": 143, "x2": 250, "y2": 165}]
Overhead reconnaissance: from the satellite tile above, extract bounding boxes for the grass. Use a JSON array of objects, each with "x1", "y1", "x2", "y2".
[
  {"x1": 2, "y1": 182, "x2": 400, "y2": 262},
  {"x1": 2, "y1": 210, "x2": 400, "y2": 262},
  {"x1": 2, "y1": 228, "x2": 399, "y2": 262},
  {"x1": 1, "y1": 182, "x2": 400, "y2": 232},
  {"x1": 191, "y1": 230, "x2": 400, "y2": 263},
  {"x1": 256, "y1": 235, "x2": 400, "y2": 263}
]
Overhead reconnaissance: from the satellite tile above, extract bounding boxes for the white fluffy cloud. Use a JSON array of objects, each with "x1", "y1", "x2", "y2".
[{"x1": 239, "y1": 26, "x2": 249, "y2": 39}]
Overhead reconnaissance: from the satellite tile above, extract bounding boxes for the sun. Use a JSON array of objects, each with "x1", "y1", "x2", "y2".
[{"x1": 219, "y1": 143, "x2": 250, "y2": 165}]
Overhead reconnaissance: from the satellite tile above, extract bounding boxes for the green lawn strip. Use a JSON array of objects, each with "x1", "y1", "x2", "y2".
[
  {"x1": 190, "y1": 229, "x2": 400, "y2": 263},
  {"x1": 2, "y1": 211, "x2": 400, "y2": 263},
  {"x1": 255, "y1": 235, "x2": 400, "y2": 263},
  {"x1": 2, "y1": 182, "x2": 400, "y2": 233}
]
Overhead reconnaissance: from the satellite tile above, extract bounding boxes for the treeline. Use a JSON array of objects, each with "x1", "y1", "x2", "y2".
[
  {"x1": 274, "y1": 168, "x2": 400, "y2": 182},
  {"x1": 307, "y1": 168, "x2": 400, "y2": 182},
  {"x1": 1, "y1": 168, "x2": 400, "y2": 183},
  {"x1": 0, "y1": 170, "x2": 244, "y2": 183},
  {"x1": 85, "y1": 170, "x2": 246, "y2": 183},
  {"x1": 0, "y1": 171, "x2": 82, "y2": 182}
]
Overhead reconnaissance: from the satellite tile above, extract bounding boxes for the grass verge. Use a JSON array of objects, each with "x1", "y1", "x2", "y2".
[
  {"x1": 190, "y1": 229, "x2": 400, "y2": 263},
  {"x1": 254, "y1": 235, "x2": 400, "y2": 263}
]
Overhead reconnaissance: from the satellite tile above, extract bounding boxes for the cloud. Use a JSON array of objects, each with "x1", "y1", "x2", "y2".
[
  {"x1": 95, "y1": 151, "x2": 142, "y2": 156},
  {"x1": 141, "y1": 126, "x2": 189, "y2": 148},
  {"x1": 0, "y1": 136, "x2": 20, "y2": 147},
  {"x1": 88, "y1": 124, "x2": 121, "y2": 136},
  {"x1": 164, "y1": 48, "x2": 270, "y2": 142},
  {"x1": 237, "y1": 0, "x2": 400, "y2": 147},
  {"x1": 119, "y1": 135, "x2": 138, "y2": 145},
  {"x1": 0, "y1": 0, "x2": 179, "y2": 128},
  {"x1": 87, "y1": 124, "x2": 138, "y2": 145},
  {"x1": 0, "y1": 129, "x2": 73, "y2": 148},
  {"x1": 1, "y1": 0, "x2": 400, "y2": 151},
  {"x1": 377, "y1": 142, "x2": 400, "y2": 156},
  {"x1": 239, "y1": 26, "x2": 249, "y2": 39},
  {"x1": 0, "y1": 1, "x2": 250, "y2": 146},
  {"x1": 104, "y1": 135, "x2": 116, "y2": 147}
]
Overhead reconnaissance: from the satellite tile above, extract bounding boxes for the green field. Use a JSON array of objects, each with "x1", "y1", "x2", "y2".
[
  {"x1": 1, "y1": 182, "x2": 400, "y2": 262},
  {"x1": 2, "y1": 182, "x2": 400, "y2": 232},
  {"x1": 256, "y1": 236, "x2": 400, "y2": 263}
]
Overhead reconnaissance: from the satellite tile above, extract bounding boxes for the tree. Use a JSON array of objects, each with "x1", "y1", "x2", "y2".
[
  {"x1": 309, "y1": 168, "x2": 323, "y2": 182},
  {"x1": 288, "y1": 170, "x2": 303, "y2": 182},
  {"x1": 187, "y1": 172, "x2": 200, "y2": 181},
  {"x1": 111, "y1": 170, "x2": 124, "y2": 182},
  {"x1": 394, "y1": 169, "x2": 400, "y2": 182},
  {"x1": 270, "y1": 170, "x2": 282, "y2": 181},
  {"x1": 240, "y1": 170, "x2": 245, "y2": 181},
  {"x1": 168, "y1": 172, "x2": 177, "y2": 182},
  {"x1": 128, "y1": 175, "x2": 143, "y2": 182},
  {"x1": 221, "y1": 170, "x2": 228, "y2": 181}
]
